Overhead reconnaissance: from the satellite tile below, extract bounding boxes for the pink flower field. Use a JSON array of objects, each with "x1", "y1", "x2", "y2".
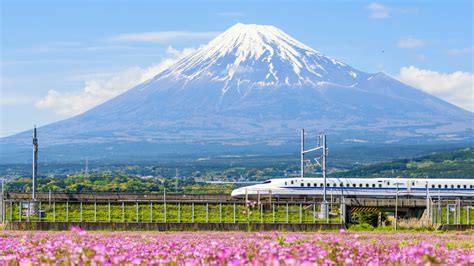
[{"x1": 0, "y1": 228, "x2": 473, "y2": 265}]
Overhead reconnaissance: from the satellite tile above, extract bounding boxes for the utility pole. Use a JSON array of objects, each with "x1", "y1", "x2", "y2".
[
  {"x1": 1, "y1": 179, "x2": 4, "y2": 223},
  {"x1": 395, "y1": 184, "x2": 398, "y2": 230},
  {"x1": 437, "y1": 190, "x2": 441, "y2": 224},
  {"x1": 175, "y1": 169, "x2": 179, "y2": 192},
  {"x1": 84, "y1": 157, "x2": 89, "y2": 179},
  {"x1": 322, "y1": 134, "x2": 327, "y2": 204},
  {"x1": 48, "y1": 189, "x2": 52, "y2": 208},
  {"x1": 32, "y1": 125, "x2": 38, "y2": 201},
  {"x1": 300, "y1": 129, "x2": 304, "y2": 178},
  {"x1": 426, "y1": 181, "x2": 430, "y2": 224}
]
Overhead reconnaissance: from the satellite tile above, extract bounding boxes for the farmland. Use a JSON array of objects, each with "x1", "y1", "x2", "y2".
[{"x1": 0, "y1": 229, "x2": 472, "y2": 265}]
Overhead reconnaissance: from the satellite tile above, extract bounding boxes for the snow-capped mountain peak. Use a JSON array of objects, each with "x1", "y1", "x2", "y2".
[
  {"x1": 2, "y1": 23, "x2": 472, "y2": 162},
  {"x1": 157, "y1": 23, "x2": 364, "y2": 88}
]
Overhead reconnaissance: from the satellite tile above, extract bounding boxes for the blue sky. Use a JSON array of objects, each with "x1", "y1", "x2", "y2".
[{"x1": 1, "y1": 0, "x2": 473, "y2": 137}]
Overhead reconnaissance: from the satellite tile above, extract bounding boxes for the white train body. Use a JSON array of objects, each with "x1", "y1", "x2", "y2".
[{"x1": 231, "y1": 177, "x2": 474, "y2": 198}]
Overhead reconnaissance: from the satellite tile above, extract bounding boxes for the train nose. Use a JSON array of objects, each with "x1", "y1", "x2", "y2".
[{"x1": 231, "y1": 188, "x2": 244, "y2": 197}]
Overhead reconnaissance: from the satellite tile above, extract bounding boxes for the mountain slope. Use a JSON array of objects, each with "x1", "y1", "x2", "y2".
[
  {"x1": 1, "y1": 23, "x2": 472, "y2": 162},
  {"x1": 332, "y1": 147, "x2": 474, "y2": 179}
]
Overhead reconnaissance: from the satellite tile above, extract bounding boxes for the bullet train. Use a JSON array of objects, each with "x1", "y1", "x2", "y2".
[{"x1": 231, "y1": 177, "x2": 474, "y2": 198}]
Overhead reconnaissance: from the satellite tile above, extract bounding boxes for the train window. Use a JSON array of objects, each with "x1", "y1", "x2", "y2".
[
  {"x1": 327, "y1": 183, "x2": 331, "y2": 187},
  {"x1": 320, "y1": 183, "x2": 323, "y2": 187},
  {"x1": 366, "y1": 184, "x2": 369, "y2": 187},
  {"x1": 291, "y1": 180, "x2": 294, "y2": 185},
  {"x1": 340, "y1": 183, "x2": 343, "y2": 187},
  {"x1": 412, "y1": 182, "x2": 415, "y2": 186},
  {"x1": 464, "y1": 185, "x2": 467, "y2": 189},
  {"x1": 432, "y1": 185, "x2": 435, "y2": 188},
  {"x1": 371, "y1": 184, "x2": 375, "y2": 188},
  {"x1": 379, "y1": 184, "x2": 382, "y2": 188},
  {"x1": 387, "y1": 182, "x2": 390, "y2": 186},
  {"x1": 445, "y1": 185, "x2": 448, "y2": 188},
  {"x1": 285, "y1": 182, "x2": 287, "y2": 186},
  {"x1": 359, "y1": 184, "x2": 363, "y2": 187},
  {"x1": 471, "y1": 185, "x2": 473, "y2": 188},
  {"x1": 307, "y1": 183, "x2": 310, "y2": 187},
  {"x1": 301, "y1": 183, "x2": 304, "y2": 187},
  {"x1": 353, "y1": 184, "x2": 356, "y2": 187},
  {"x1": 313, "y1": 183, "x2": 317, "y2": 187},
  {"x1": 451, "y1": 185, "x2": 454, "y2": 188},
  {"x1": 438, "y1": 185, "x2": 441, "y2": 188},
  {"x1": 457, "y1": 185, "x2": 460, "y2": 188}
]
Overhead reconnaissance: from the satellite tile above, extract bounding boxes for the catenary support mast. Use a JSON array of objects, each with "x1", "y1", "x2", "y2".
[{"x1": 32, "y1": 125, "x2": 38, "y2": 201}]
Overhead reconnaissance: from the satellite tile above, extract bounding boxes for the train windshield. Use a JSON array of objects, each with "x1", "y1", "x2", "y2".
[{"x1": 262, "y1": 180, "x2": 271, "y2": 184}]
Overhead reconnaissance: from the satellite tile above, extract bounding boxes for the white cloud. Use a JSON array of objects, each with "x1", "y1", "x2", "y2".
[
  {"x1": 366, "y1": 3, "x2": 417, "y2": 19},
  {"x1": 447, "y1": 46, "x2": 473, "y2": 56},
  {"x1": 398, "y1": 66, "x2": 474, "y2": 111},
  {"x1": 35, "y1": 46, "x2": 196, "y2": 116},
  {"x1": 109, "y1": 31, "x2": 219, "y2": 43},
  {"x1": 397, "y1": 37, "x2": 425, "y2": 49},
  {"x1": 366, "y1": 2, "x2": 390, "y2": 19}
]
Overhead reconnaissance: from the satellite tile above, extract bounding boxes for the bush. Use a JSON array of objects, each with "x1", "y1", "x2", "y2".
[
  {"x1": 349, "y1": 223, "x2": 374, "y2": 231},
  {"x1": 358, "y1": 212, "x2": 387, "y2": 227}
]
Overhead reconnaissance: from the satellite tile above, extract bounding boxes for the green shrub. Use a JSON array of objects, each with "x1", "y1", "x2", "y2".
[{"x1": 349, "y1": 223, "x2": 374, "y2": 231}]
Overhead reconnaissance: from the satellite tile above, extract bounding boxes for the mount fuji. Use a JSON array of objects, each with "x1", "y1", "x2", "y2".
[{"x1": 2, "y1": 23, "x2": 472, "y2": 162}]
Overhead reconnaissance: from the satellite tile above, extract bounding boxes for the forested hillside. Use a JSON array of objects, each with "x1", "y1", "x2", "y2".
[{"x1": 333, "y1": 147, "x2": 474, "y2": 178}]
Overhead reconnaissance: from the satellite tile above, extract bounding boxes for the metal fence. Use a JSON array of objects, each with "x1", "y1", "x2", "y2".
[
  {"x1": 429, "y1": 199, "x2": 474, "y2": 225},
  {"x1": 0, "y1": 198, "x2": 345, "y2": 225}
]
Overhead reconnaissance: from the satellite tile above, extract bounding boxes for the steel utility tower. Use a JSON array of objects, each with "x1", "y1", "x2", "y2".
[
  {"x1": 32, "y1": 125, "x2": 38, "y2": 201},
  {"x1": 300, "y1": 129, "x2": 328, "y2": 219}
]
